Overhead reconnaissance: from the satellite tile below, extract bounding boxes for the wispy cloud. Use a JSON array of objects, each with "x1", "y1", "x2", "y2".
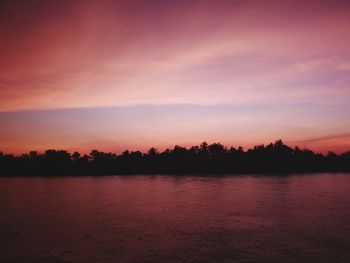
[
  {"x1": 0, "y1": 103, "x2": 349, "y2": 154},
  {"x1": 0, "y1": 1, "x2": 350, "y2": 152}
]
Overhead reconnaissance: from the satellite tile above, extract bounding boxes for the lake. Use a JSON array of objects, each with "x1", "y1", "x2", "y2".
[{"x1": 1, "y1": 174, "x2": 350, "y2": 262}]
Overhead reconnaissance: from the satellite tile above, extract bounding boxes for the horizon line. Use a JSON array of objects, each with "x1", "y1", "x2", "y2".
[{"x1": 2, "y1": 140, "x2": 350, "y2": 157}]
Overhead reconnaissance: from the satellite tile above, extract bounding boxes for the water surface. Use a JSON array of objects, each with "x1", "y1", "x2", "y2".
[{"x1": 1, "y1": 174, "x2": 350, "y2": 262}]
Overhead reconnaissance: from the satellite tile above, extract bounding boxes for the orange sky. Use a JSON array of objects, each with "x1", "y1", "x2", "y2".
[{"x1": 1, "y1": 0, "x2": 350, "y2": 154}]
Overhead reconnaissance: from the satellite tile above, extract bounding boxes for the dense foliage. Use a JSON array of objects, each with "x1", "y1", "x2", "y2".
[{"x1": 1, "y1": 140, "x2": 349, "y2": 175}]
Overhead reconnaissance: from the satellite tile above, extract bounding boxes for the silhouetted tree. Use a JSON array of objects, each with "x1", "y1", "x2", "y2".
[{"x1": 0, "y1": 140, "x2": 349, "y2": 176}]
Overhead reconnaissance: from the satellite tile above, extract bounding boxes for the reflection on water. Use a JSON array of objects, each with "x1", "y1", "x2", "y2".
[{"x1": 1, "y1": 174, "x2": 350, "y2": 262}]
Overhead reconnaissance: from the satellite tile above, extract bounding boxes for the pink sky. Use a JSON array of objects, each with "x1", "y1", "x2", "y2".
[{"x1": 0, "y1": 0, "x2": 350, "y2": 154}]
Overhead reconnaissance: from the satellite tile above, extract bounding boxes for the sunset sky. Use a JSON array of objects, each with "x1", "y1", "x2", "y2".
[{"x1": 1, "y1": 0, "x2": 350, "y2": 154}]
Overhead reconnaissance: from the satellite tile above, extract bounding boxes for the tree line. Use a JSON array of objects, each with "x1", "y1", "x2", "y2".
[{"x1": 1, "y1": 140, "x2": 349, "y2": 176}]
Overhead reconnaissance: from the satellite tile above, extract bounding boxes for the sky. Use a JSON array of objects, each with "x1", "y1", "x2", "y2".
[{"x1": 1, "y1": 0, "x2": 350, "y2": 154}]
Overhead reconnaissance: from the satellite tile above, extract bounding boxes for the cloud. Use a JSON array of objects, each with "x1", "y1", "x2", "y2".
[
  {"x1": 292, "y1": 133, "x2": 350, "y2": 154},
  {"x1": 1, "y1": 0, "x2": 350, "y2": 111},
  {"x1": 0, "y1": 1, "x2": 350, "y2": 153},
  {"x1": 0, "y1": 103, "x2": 349, "y2": 154}
]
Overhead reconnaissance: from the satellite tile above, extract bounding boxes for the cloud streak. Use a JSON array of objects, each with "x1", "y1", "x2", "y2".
[
  {"x1": 0, "y1": 0, "x2": 350, "y2": 153},
  {"x1": 0, "y1": 103, "x2": 349, "y2": 154}
]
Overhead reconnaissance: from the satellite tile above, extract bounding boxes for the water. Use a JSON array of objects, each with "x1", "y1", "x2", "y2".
[{"x1": 0, "y1": 174, "x2": 350, "y2": 263}]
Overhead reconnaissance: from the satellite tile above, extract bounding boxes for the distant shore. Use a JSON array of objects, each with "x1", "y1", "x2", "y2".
[{"x1": 1, "y1": 140, "x2": 349, "y2": 176}]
